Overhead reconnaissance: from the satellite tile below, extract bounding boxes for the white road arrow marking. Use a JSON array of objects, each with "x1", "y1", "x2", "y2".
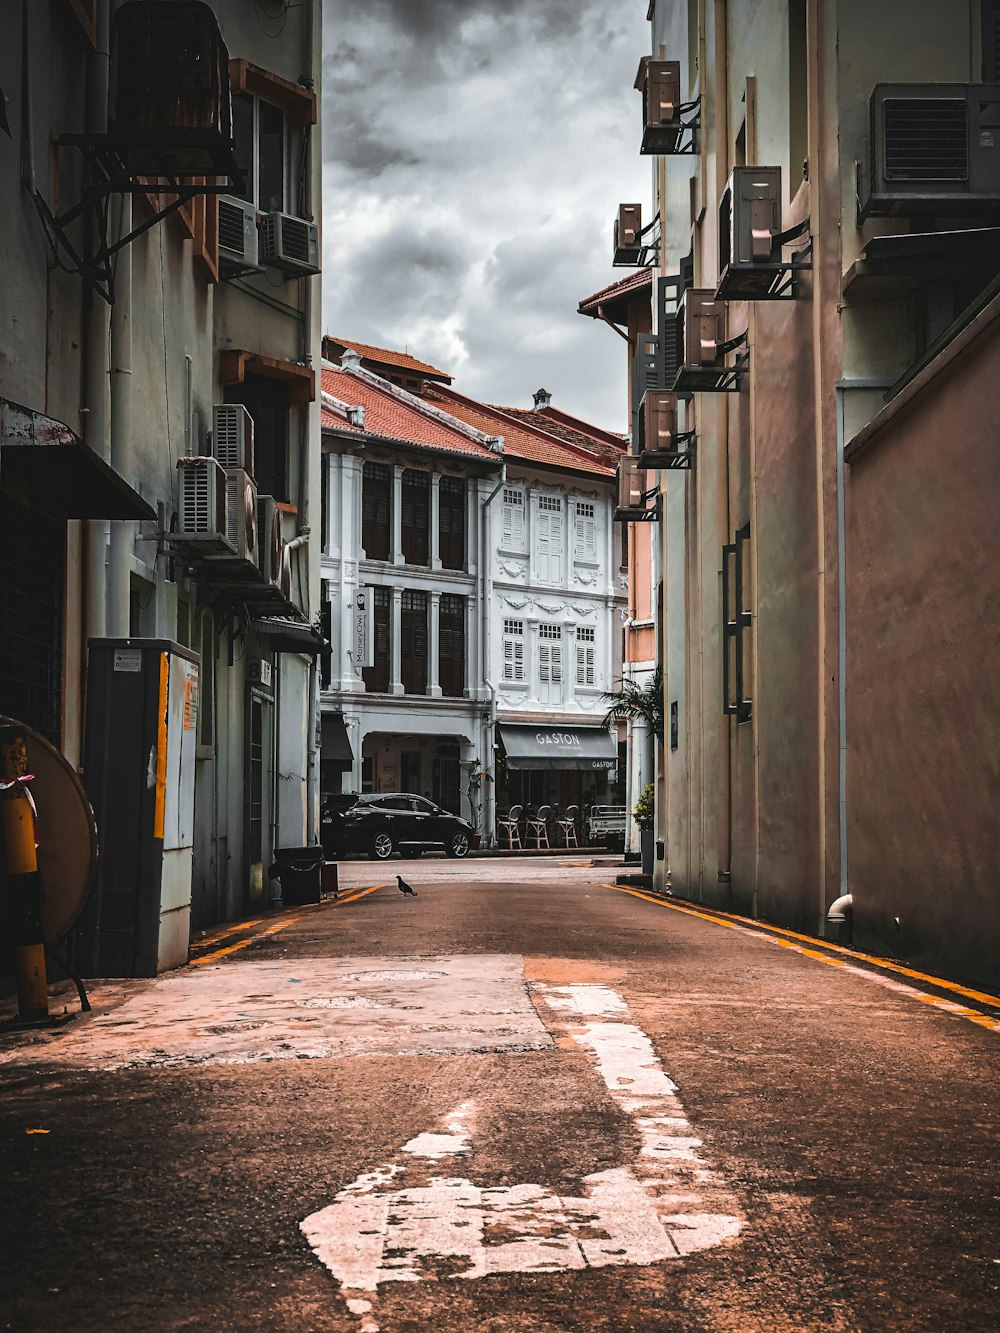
[{"x1": 301, "y1": 983, "x2": 742, "y2": 1329}]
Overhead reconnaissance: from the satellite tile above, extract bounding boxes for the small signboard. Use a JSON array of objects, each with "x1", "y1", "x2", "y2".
[{"x1": 353, "y1": 589, "x2": 373, "y2": 669}]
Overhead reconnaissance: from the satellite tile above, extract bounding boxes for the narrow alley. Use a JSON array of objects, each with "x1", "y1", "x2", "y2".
[{"x1": 2, "y1": 858, "x2": 998, "y2": 1332}]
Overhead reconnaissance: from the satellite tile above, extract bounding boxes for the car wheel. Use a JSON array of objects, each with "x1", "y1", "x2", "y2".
[
  {"x1": 400, "y1": 848, "x2": 423, "y2": 859},
  {"x1": 445, "y1": 831, "x2": 470, "y2": 859},
  {"x1": 369, "y1": 829, "x2": 394, "y2": 861}
]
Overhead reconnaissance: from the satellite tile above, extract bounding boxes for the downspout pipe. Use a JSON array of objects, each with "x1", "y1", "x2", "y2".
[{"x1": 480, "y1": 459, "x2": 506, "y2": 847}]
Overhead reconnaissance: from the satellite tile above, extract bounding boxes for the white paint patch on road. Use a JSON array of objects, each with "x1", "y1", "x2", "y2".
[
  {"x1": 0, "y1": 956, "x2": 550, "y2": 1070},
  {"x1": 301, "y1": 981, "x2": 742, "y2": 1330}
]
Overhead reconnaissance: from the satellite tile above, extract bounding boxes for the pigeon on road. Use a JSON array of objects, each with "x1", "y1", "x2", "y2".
[{"x1": 396, "y1": 875, "x2": 417, "y2": 897}]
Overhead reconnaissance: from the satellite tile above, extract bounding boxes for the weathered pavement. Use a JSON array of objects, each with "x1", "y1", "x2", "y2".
[{"x1": 2, "y1": 858, "x2": 999, "y2": 1332}]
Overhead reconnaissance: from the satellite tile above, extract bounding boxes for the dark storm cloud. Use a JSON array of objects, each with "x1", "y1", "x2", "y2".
[{"x1": 322, "y1": 0, "x2": 650, "y2": 428}]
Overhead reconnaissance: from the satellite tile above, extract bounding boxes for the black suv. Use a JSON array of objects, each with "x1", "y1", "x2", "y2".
[{"x1": 321, "y1": 793, "x2": 479, "y2": 861}]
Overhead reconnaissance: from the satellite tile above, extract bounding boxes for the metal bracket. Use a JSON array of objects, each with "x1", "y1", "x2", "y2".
[
  {"x1": 613, "y1": 214, "x2": 662, "y2": 269},
  {"x1": 31, "y1": 133, "x2": 245, "y2": 303}
]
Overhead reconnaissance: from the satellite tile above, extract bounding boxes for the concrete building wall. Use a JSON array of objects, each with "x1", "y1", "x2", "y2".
[
  {"x1": 1, "y1": 1, "x2": 322, "y2": 950},
  {"x1": 845, "y1": 306, "x2": 1000, "y2": 989}
]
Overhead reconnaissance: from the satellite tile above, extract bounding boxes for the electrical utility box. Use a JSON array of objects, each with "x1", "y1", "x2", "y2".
[{"x1": 76, "y1": 639, "x2": 199, "y2": 978}]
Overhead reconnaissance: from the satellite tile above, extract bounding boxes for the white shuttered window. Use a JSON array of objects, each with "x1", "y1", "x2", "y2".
[
  {"x1": 574, "y1": 501, "x2": 596, "y2": 561},
  {"x1": 502, "y1": 618, "x2": 525, "y2": 683},
  {"x1": 576, "y1": 625, "x2": 596, "y2": 687},
  {"x1": 537, "y1": 495, "x2": 564, "y2": 583},
  {"x1": 538, "y1": 622, "x2": 563, "y2": 702},
  {"x1": 501, "y1": 487, "x2": 525, "y2": 551}
]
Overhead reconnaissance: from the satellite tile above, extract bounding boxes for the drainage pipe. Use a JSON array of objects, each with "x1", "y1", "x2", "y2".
[{"x1": 479, "y1": 462, "x2": 506, "y2": 846}]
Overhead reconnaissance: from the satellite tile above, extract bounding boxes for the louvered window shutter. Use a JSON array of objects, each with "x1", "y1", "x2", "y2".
[
  {"x1": 550, "y1": 643, "x2": 562, "y2": 683},
  {"x1": 537, "y1": 512, "x2": 550, "y2": 581},
  {"x1": 539, "y1": 642, "x2": 550, "y2": 683}
]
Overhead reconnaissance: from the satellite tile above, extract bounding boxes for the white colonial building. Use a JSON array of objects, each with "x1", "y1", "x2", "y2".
[{"x1": 319, "y1": 350, "x2": 628, "y2": 845}]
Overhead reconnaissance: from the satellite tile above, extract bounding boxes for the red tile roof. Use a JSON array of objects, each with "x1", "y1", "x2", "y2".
[
  {"x1": 321, "y1": 366, "x2": 497, "y2": 460},
  {"x1": 323, "y1": 337, "x2": 452, "y2": 383},
  {"x1": 423, "y1": 386, "x2": 619, "y2": 478},
  {"x1": 491, "y1": 405, "x2": 627, "y2": 463},
  {"x1": 577, "y1": 269, "x2": 652, "y2": 317}
]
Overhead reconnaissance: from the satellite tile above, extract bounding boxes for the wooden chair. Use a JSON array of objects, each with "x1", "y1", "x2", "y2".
[
  {"x1": 497, "y1": 804, "x2": 523, "y2": 849},
  {"x1": 557, "y1": 804, "x2": 580, "y2": 847},
  {"x1": 526, "y1": 804, "x2": 552, "y2": 849}
]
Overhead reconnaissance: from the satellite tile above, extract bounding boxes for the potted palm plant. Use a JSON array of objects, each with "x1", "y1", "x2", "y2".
[{"x1": 632, "y1": 782, "x2": 656, "y2": 875}]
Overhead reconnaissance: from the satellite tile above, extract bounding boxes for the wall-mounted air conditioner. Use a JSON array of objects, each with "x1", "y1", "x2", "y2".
[
  {"x1": 213, "y1": 403, "x2": 254, "y2": 474},
  {"x1": 860, "y1": 83, "x2": 1000, "y2": 219},
  {"x1": 674, "y1": 288, "x2": 745, "y2": 392},
  {"x1": 218, "y1": 196, "x2": 261, "y2": 276},
  {"x1": 259, "y1": 212, "x2": 321, "y2": 276},
  {"x1": 635, "y1": 390, "x2": 693, "y2": 469},
  {"x1": 257, "y1": 494, "x2": 283, "y2": 587},
  {"x1": 716, "y1": 166, "x2": 811, "y2": 300},
  {"x1": 615, "y1": 455, "x2": 648, "y2": 522},
  {"x1": 224, "y1": 469, "x2": 258, "y2": 567},
  {"x1": 635, "y1": 57, "x2": 685, "y2": 154},
  {"x1": 176, "y1": 457, "x2": 234, "y2": 554},
  {"x1": 613, "y1": 203, "x2": 643, "y2": 265}
]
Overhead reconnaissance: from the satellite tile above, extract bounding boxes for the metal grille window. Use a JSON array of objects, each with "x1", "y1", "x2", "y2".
[
  {"x1": 401, "y1": 469, "x2": 429, "y2": 566},
  {"x1": 0, "y1": 495, "x2": 64, "y2": 745},
  {"x1": 439, "y1": 476, "x2": 466, "y2": 570},
  {"x1": 401, "y1": 589, "x2": 428, "y2": 694},
  {"x1": 576, "y1": 625, "x2": 596, "y2": 688},
  {"x1": 722, "y1": 523, "x2": 752, "y2": 722},
  {"x1": 574, "y1": 500, "x2": 597, "y2": 560},
  {"x1": 362, "y1": 586, "x2": 390, "y2": 692},
  {"x1": 502, "y1": 618, "x2": 525, "y2": 683},
  {"x1": 501, "y1": 486, "x2": 525, "y2": 551},
  {"x1": 439, "y1": 594, "x2": 465, "y2": 697},
  {"x1": 362, "y1": 463, "x2": 392, "y2": 561}
]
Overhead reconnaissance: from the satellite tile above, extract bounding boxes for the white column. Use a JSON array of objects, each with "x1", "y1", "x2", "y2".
[
  {"x1": 464, "y1": 594, "x2": 476, "y2": 698},
  {"x1": 428, "y1": 591, "x2": 442, "y2": 697},
  {"x1": 392, "y1": 464, "x2": 404, "y2": 565},
  {"x1": 430, "y1": 473, "x2": 442, "y2": 570},
  {"x1": 390, "y1": 587, "x2": 404, "y2": 694}
]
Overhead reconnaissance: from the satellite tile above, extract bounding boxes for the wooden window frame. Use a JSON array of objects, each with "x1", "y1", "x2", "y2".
[
  {"x1": 439, "y1": 594, "x2": 465, "y2": 698},
  {"x1": 361, "y1": 463, "x2": 392, "y2": 562},
  {"x1": 362, "y1": 587, "x2": 391, "y2": 693},
  {"x1": 400, "y1": 589, "x2": 428, "y2": 695},
  {"x1": 439, "y1": 475, "x2": 466, "y2": 570},
  {"x1": 401, "y1": 469, "x2": 430, "y2": 566}
]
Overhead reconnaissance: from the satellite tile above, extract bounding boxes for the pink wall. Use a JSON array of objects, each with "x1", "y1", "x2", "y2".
[{"x1": 846, "y1": 310, "x2": 1000, "y2": 988}]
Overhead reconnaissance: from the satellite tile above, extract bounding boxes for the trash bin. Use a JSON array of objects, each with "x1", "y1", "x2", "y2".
[{"x1": 271, "y1": 846, "x2": 324, "y2": 905}]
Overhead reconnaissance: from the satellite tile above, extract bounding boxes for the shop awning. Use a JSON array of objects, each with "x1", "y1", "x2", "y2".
[
  {"x1": 498, "y1": 724, "x2": 618, "y2": 772},
  {"x1": 251, "y1": 617, "x2": 326, "y2": 655},
  {"x1": 1, "y1": 398, "x2": 155, "y2": 520},
  {"x1": 321, "y1": 712, "x2": 354, "y2": 772}
]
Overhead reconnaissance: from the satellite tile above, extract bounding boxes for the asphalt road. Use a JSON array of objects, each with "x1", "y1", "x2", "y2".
[{"x1": 2, "y1": 857, "x2": 999, "y2": 1332}]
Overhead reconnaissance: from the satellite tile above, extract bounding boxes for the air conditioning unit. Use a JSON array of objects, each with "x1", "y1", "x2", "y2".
[
  {"x1": 615, "y1": 455, "x2": 647, "y2": 522},
  {"x1": 176, "y1": 457, "x2": 234, "y2": 554},
  {"x1": 716, "y1": 166, "x2": 785, "y2": 299},
  {"x1": 861, "y1": 84, "x2": 1000, "y2": 219},
  {"x1": 674, "y1": 288, "x2": 729, "y2": 390},
  {"x1": 638, "y1": 390, "x2": 679, "y2": 455},
  {"x1": 613, "y1": 203, "x2": 643, "y2": 265},
  {"x1": 217, "y1": 197, "x2": 261, "y2": 276},
  {"x1": 635, "y1": 58, "x2": 683, "y2": 154},
  {"x1": 213, "y1": 403, "x2": 254, "y2": 474},
  {"x1": 224, "y1": 469, "x2": 258, "y2": 566},
  {"x1": 257, "y1": 495, "x2": 283, "y2": 587},
  {"x1": 259, "y1": 212, "x2": 321, "y2": 276}
]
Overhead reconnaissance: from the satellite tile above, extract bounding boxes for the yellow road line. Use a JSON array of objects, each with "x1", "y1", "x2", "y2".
[
  {"x1": 189, "y1": 883, "x2": 385, "y2": 966},
  {"x1": 603, "y1": 883, "x2": 1000, "y2": 1034}
]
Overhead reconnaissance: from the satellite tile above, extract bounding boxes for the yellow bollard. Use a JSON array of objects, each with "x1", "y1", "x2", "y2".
[{"x1": 0, "y1": 726, "x2": 49, "y2": 1021}]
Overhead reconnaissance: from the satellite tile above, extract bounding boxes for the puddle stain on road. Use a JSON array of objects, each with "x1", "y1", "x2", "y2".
[{"x1": 301, "y1": 982, "x2": 742, "y2": 1331}]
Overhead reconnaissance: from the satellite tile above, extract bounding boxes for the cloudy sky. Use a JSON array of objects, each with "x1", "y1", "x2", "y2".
[{"x1": 321, "y1": 0, "x2": 652, "y2": 433}]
